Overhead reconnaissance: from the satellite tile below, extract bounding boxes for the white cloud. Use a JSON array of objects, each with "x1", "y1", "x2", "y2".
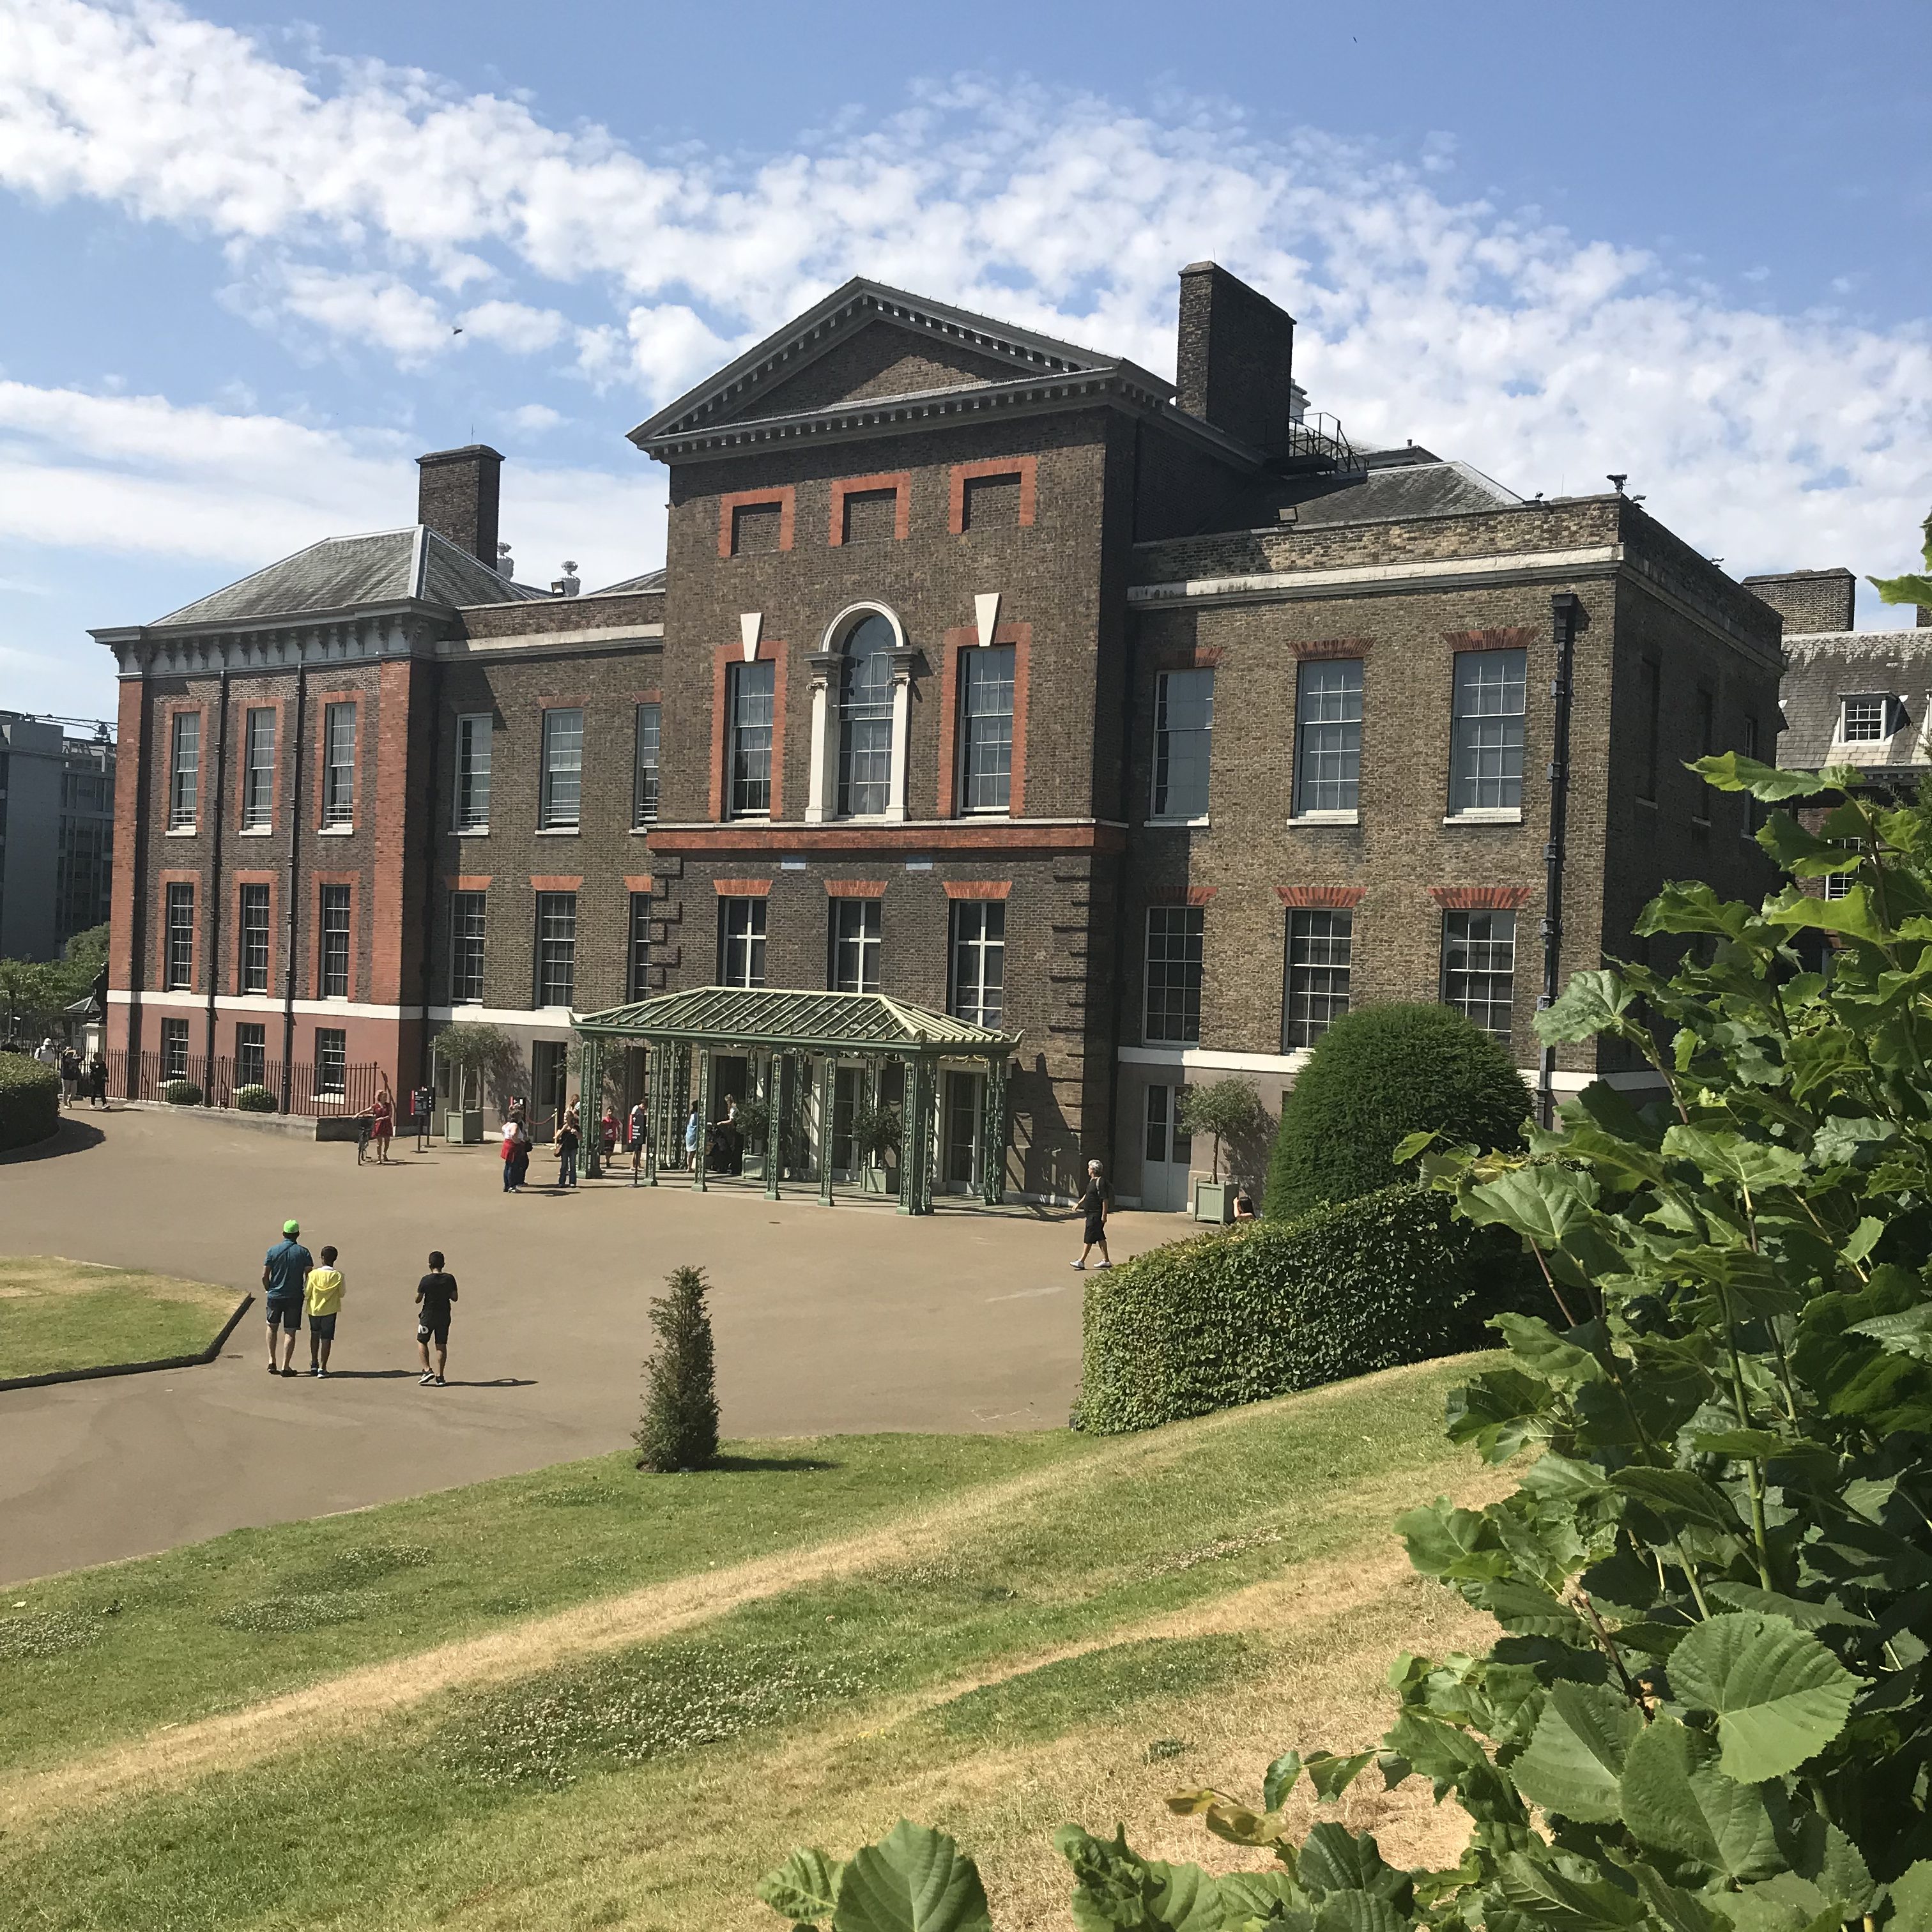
[
  {"x1": 1, "y1": 0, "x2": 1930, "y2": 610},
  {"x1": 458, "y1": 298, "x2": 567, "y2": 353},
  {"x1": 505, "y1": 402, "x2": 564, "y2": 433}
]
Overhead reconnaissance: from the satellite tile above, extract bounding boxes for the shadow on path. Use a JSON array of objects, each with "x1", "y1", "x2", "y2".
[{"x1": 0, "y1": 1119, "x2": 105, "y2": 1164}]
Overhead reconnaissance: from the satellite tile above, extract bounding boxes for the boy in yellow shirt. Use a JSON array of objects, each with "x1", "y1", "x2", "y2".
[{"x1": 305, "y1": 1245, "x2": 345, "y2": 1377}]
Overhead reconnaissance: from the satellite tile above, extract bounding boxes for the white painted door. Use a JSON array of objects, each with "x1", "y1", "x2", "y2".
[{"x1": 1141, "y1": 1082, "x2": 1191, "y2": 1211}]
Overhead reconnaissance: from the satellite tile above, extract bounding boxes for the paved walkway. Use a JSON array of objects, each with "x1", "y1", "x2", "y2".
[{"x1": 0, "y1": 1108, "x2": 1175, "y2": 1584}]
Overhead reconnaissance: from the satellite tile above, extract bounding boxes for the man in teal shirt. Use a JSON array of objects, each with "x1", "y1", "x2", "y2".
[{"x1": 262, "y1": 1218, "x2": 312, "y2": 1378}]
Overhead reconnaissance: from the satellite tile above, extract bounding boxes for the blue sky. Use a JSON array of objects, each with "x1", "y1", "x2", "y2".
[{"x1": 3, "y1": 0, "x2": 1929, "y2": 719}]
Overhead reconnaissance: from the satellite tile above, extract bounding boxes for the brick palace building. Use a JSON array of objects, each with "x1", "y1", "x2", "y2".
[{"x1": 95, "y1": 263, "x2": 1782, "y2": 1206}]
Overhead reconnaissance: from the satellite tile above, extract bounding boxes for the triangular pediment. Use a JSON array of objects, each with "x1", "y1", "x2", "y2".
[{"x1": 630, "y1": 279, "x2": 1167, "y2": 452}]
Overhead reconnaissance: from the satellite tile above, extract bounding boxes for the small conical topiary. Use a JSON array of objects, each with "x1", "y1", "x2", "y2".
[
  {"x1": 1266, "y1": 1002, "x2": 1528, "y2": 1219},
  {"x1": 634, "y1": 1264, "x2": 720, "y2": 1472}
]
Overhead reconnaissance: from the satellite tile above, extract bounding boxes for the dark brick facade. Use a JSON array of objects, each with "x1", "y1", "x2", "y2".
[{"x1": 96, "y1": 266, "x2": 1786, "y2": 1206}]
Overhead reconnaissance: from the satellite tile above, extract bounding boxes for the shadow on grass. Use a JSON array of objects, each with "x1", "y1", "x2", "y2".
[
  {"x1": 707, "y1": 1453, "x2": 838, "y2": 1473},
  {"x1": 0, "y1": 1118, "x2": 106, "y2": 1163}
]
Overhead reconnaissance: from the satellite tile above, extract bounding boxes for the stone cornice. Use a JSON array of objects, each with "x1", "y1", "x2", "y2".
[{"x1": 93, "y1": 602, "x2": 452, "y2": 679}]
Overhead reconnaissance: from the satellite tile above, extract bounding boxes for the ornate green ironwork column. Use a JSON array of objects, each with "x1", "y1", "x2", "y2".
[
  {"x1": 982, "y1": 1054, "x2": 1008, "y2": 1206},
  {"x1": 693, "y1": 1046, "x2": 712, "y2": 1191},
  {"x1": 816, "y1": 1054, "x2": 836, "y2": 1206},
  {"x1": 763, "y1": 1052, "x2": 781, "y2": 1200},
  {"x1": 579, "y1": 1035, "x2": 602, "y2": 1177},
  {"x1": 902, "y1": 1053, "x2": 935, "y2": 1215},
  {"x1": 642, "y1": 1039, "x2": 659, "y2": 1185}
]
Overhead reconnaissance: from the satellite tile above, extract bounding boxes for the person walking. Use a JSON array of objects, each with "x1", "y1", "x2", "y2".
[
  {"x1": 261, "y1": 1218, "x2": 313, "y2": 1376},
  {"x1": 305, "y1": 1244, "x2": 345, "y2": 1376},
  {"x1": 412, "y1": 1080, "x2": 435, "y2": 1152},
  {"x1": 59, "y1": 1046, "x2": 80, "y2": 1108},
  {"x1": 684, "y1": 1100, "x2": 700, "y2": 1171},
  {"x1": 415, "y1": 1250, "x2": 458, "y2": 1386},
  {"x1": 370, "y1": 1081, "x2": 395, "y2": 1165},
  {"x1": 499, "y1": 1112, "x2": 525, "y2": 1193},
  {"x1": 1071, "y1": 1160, "x2": 1112, "y2": 1271},
  {"x1": 629, "y1": 1096, "x2": 648, "y2": 1184},
  {"x1": 555, "y1": 1109, "x2": 580, "y2": 1189},
  {"x1": 87, "y1": 1052, "x2": 108, "y2": 1108}
]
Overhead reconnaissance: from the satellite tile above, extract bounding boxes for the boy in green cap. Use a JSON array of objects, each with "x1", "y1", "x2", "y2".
[{"x1": 261, "y1": 1219, "x2": 312, "y2": 1377}]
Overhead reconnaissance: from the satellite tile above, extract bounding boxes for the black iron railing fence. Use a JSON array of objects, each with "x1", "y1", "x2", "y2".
[{"x1": 107, "y1": 1050, "x2": 383, "y2": 1117}]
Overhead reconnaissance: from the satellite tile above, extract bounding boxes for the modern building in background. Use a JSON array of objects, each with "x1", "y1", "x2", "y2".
[
  {"x1": 96, "y1": 263, "x2": 1783, "y2": 1201},
  {"x1": 0, "y1": 712, "x2": 116, "y2": 962}
]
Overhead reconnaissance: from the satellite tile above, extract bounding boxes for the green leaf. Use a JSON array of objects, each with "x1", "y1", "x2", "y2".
[
  {"x1": 1510, "y1": 1680, "x2": 1642, "y2": 1824},
  {"x1": 1667, "y1": 1613, "x2": 1859, "y2": 1781},
  {"x1": 1871, "y1": 566, "x2": 1932, "y2": 610},
  {"x1": 1889, "y1": 1860, "x2": 1932, "y2": 1932},
  {"x1": 1763, "y1": 884, "x2": 1885, "y2": 946},
  {"x1": 1848, "y1": 1301, "x2": 1932, "y2": 1361},
  {"x1": 1496, "y1": 1853, "x2": 1649, "y2": 1928},
  {"x1": 1706, "y1": 1583, "x2": 1874, "y2": 1630},
  {"x1": 1296, "y1": 1825, "x2": 1409, "y2": 1906},
  {"x1": 1390, "y1": 1129, "x2": 1439, "y2": 1165},
  {"x1": 1722, "y1": 1873, "x2": 1844, "y2": 1932},
  {"x1": 1660, "y1": 1125, "x2": 1807, "y2": 1192},
  {"x1": 1812, "y1": 1124, "x2": 1896, "y2": 1172},
  {"x1": 836, "y1": 1822, "x2": 992, "y2": 1932},
  {"x1": 1312, "y1": 1895, "x2": 1409, "y2": 1932},
  {"x1": 1262, "y1": 1751, "x2": 1302, "y2": 1812},
  {"x1": 1638, "y1": 880, "x2": 1756, "y2": 942},
  {"x1": 1537, "y1": 970, "x2": 1639, "y2": 1045},
  {"x1": 759, "y1": 1850, "x2": 846, "y2": 1926},
  {"x1": 1492, "y1": 1313, "x2": 1606, "y2": 1386},
  {"x1": 1694, "y1": 753, "x2": 1830, "y2": 802},
  {"x1": 1301, "y1": 1751, "x2": 1375, "y2": 1802},
  {"x1": 1619, "y1": 1715, "x2": 1782, "y2": 1881},
  {"x1": 1781, "y1": 1813, "x2": 1876, "y2": 1915},
  {"x1": 1463, "y1": 1166, "x2": 1600, "y2": 1246},
  {"x1": 1446, "y1": 1370, "x2": 1558, "y2": 1462},
  {"x1": 1218, "y1": 1871, "x2": 1310, "y2": 1928},
  {"x1": 1394, "y1": 1501, "x2": 1509, "y2": 1582},
  {"x1": 1611, "y1": 1466, "x2": 1744, "y2": 1536}
]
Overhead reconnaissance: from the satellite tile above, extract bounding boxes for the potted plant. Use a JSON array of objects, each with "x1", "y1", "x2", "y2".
[
  {"x1": 432, "y1": 1022, "x2": 516, "y2": 1144},
  {"x1": 1177, "y1": 1076, "x2": 1270, "y2": 1223},
  {"x1": 734, "y1": 1094, "x2": 771, "y2": 1179},
  {"x1": 850, "y1": 1095, "x2": 903, "y2": 1193}
]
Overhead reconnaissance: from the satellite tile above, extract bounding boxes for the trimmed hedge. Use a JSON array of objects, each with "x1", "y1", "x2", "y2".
[
  {"x1": 0, "y1": 1051, "x2": 59, "y2": 1150},
  {"x1": 1072, "y1": 1181, "x2": 1537, "y2": 1434},
  {"x1": 235, "y1": 1085, "x2": 277, "y2": 1113},
  {"x1": 1266, "y1": 1002, "x2": 1528, "y2": 1218},
  {"x1": 161, "y1": 1080, "x2": 203, "y2": 1106}
]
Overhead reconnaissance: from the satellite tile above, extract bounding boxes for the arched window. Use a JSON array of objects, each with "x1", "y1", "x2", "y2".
[{"x1": 837, "y1": 613, "x2": 897, "y2": 816}]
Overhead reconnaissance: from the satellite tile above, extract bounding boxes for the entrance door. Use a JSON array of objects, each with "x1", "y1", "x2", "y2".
[
  {"x1": 831, "y1": 1064, "x2": 862, "y2": 1178},
  {"x1": 942, "y1": 1070, "x2": 983, "y2": 1192},
  {"x1": 1142, "y1": 1082, "x2": 1191, "y2": 1211}
]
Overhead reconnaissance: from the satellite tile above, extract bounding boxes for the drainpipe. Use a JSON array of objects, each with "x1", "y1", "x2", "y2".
[
  {"x1": 417, "y1": 657, "x2": 441, "y2": 1105},
  {"x1": 123, "y1": 648, "x2": 157, "y2": 1096},
  {"x1": 280, "y1": 663, "x2": 308, "y2": 1114},
  {"x1": 203, "y1": 667, "x2": 231, "y2": 1099},
  {"x1": 1538, "y1": 592, "x2": 1582, "y2": 1130},
  {"x1": 1103, "y1": 419, "x2": 1144, "y2": 1195}
]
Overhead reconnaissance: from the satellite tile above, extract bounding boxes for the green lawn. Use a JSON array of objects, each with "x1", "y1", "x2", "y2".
[
  {"x1": 0, "y1": 1256, "x2": 243, "y2": 1381},
  {"x1": 2, "y1": 1358, "x2": 1497, "y2": 1932}
]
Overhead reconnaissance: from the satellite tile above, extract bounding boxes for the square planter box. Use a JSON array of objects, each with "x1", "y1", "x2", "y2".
[
  {"x1": 445, "y1": 1108, "x2": 484, "y2": 1146},
  {"x1": 1193, "y1": 1178, "x2": 1234, "y2": 1225}
]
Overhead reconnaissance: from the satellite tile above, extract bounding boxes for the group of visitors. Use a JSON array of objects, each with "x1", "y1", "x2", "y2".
[
  {"x1": 495, "y1": 1094, "x2": 590, "y2": 1191},
  {"x1": 38, "y1": 1041, "x2": 109, "y2": 1108},
  {"x1": 261, "y1": 1218, "x2": 459, "y2": 1385}
]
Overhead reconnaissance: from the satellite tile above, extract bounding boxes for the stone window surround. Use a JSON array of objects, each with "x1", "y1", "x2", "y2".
[
  {"x1": 162, "y1": 700, "x2": 206, "y2": 834},
  {"x1": 1147, "y1": 648, "x2": 1218, "y2": 826},
  {"x1": 155, "y1": 868, "x2": 200, "y2": 992},
  {"x1": 445, "y1": 873, "x2": 491, "y2": 1005},
  {"x1": 947, "y1": 456, "x2": 1037, "y2": 535},
  {"x1": 935, "y1": 620, "x2": 1031, "y2": 819},
  {"x1": 827, "y1": 471, "x2": 912, "y2": 546},
  {"x1": 310, "y1": 689, "x2": 364, "y2": 835},
  {"x1": 229, "y1": 871, "x2": 279, "y2": 997},
  {"x1": 234, "y1": 696, "x2": 285, "y2": 836},
  {"x1": 805, "y1": 602, "x2": 916, "y2": 825}
]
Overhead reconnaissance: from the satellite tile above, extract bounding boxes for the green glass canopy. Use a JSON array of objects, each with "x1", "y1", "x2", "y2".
[{"x1": 573, "y1": 985, "x2": 1020, "y2": 1057}]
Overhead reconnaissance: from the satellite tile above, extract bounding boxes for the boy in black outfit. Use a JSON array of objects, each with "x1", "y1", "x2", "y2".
[{"x1": 416, "y1": 1250, "x2": 458, "y2": 1386}]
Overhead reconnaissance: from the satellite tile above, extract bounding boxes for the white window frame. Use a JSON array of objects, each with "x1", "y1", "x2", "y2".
[
  {"x1": 321, "y1": 702, "x2": 356, "y2": 829},
  {"x1": 1144, "y1": 905, "x2": 1205, "y2": 1045},
  {"x1": 719, "y1": 896, "x2": 767, "y2": 988},
  {"x1": 241, "y1": 707, "x2": 275, "y2": 831},
  {"x1": 632, "y1": 703, "x2": 660, "y2": 827},
  {"x1": 949, "y1": 900, "x2": 1006, "y2": 1029},
  {"x1": 958, "y1": 645, "x2": 1016, "y2": 815},
  {"x1": 1441, "y1": 910, "x2": 1516, "y2": 1043},
  {"x1": 728, "y1": 661, "x2": 776, "y2": 819},
  {"x1": 449, "y1": 890, "x2": 486, "y2": 1004},
  {"x1": 806, "y1": 602, "x2": 909, "y2": 824},
  {"x1": 539, "y1": 708, "x2": 583, "y2": 831},
  {"x1": 1448, "y1": 648, "x2": 1527, "y2": 817},
  {"x1": 1150, "y1": 669, "x2": 1214, "y2": 824},
  {"x1": 168, "y1": 711, "x2": 199, "y2": 831},
  {"x1": 454, "y1": 713, "x2": 491, "y2": 833},
  {"x1": 1291, "y1": 659, "x2": 1362, "y2": 818},
  {"x1": 1840, "y1": 694, "x2": 1892, "y2": 744},
  {"x1": 830, "y1": 897, "x2": 882, "y2": 993}
]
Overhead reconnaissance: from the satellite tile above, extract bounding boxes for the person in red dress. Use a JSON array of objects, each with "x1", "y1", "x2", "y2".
[{"x1": 371, "y1": 1080, "x2": 395, "y2": 1165}]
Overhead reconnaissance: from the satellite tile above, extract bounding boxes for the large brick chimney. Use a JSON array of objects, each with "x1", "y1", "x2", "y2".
[
  {"x1": 1740, "y1": 567, "x2": 1856, "y2": 636},
  {"x1": 1174, "y1": 263, "x2": 1298, "y2": 453},
  {"x1": 416, "y1": 445, "x2": 503, "y2": 567}
]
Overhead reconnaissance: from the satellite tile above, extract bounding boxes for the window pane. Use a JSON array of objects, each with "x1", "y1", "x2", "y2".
[
  {"x1": 535, "y1": 891, "x2": 577, "y2": 1006},
  {"x1": 240, "y1": 883, "x2": 271, "y2": 994},
  {"x1": 720, "y1": 897, "x2": 767, "y2": 988},
  {"x1": 169, "y1": 712, "x2": 199, "y2": 829},
  {"x1": 1449, "y1": 650, "x2": 1526, "y2": 813},
  {"x1": 165, "y1": 882, "x2": 195, "y2": 988},
  {"x1": 960, "y1": 647, "x2": 1015, "y2": 812},
  {"x1": 315, "y1": 1028, "x2": 347, "y2": 1095},
  {"x1": 1843, "y1": 696, "x2": 1888, "y2": 742},
  {"x1": 236, "y1": 1022, "x2": 266, "y2": 1089},
  {"x1": 161, "y1": 1018, "x2": 190, "y2": 1080},
  {"x1": 1284, "y1": 910, "x2": 1353, "y2": 1047},
  {"x1": 242, "y1": 709, "x2": 275, "y2": 828},
  {"x1": 540, "y1": 709, "x2": 583, "y2": 828},
  {"x1": 456, "y1": 714, "x2": 491, "y2": 831},
  {"x1": 1292, "y1": 660, "x2": 1361, "y2": 815},
  {"x1": 319, "y1": 884, "x2": 351, "y2": 998},
  {"x1": 628, "y1": 892, "x2": 652, "y2": 1001},
  {"x1": 838, "y1": 615, "x2": 896, "y2": 816},
  {"x1": 322, "y1": 703, "x2": 356, "y2": 826},
  {"x1": 831, "y1": 898, "x2": 881, "y2": 994},
  {"x1": 949, "y1": 900, "x2": 1006, "y2": 1029},
  {"x1": 1144, "y1": 1083, "x2": 1170, "y2": 1166},
  {"x1": 1441, "y1": 910, "x2": 1516, "y2": 1043},
  {"x1": 633, "y1": 704, "x2": 660, "y2": 825},
  {"x1": 1144, "y1": 905, "x2": 1204, "y2": 1044},
  {"x1": 450, "y1": 891, "x2": 486, "y2": 1003},
  {"x1": 729, "y1": 664, "x2": 774, "y2": 816},
  {"x1": 1153, "y1": 670, "x2": 1213, "y2": 819}
]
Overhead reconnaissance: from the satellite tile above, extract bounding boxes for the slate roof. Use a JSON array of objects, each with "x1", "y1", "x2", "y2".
[
  {"x1": 1777, "y1": 628, "x2": 1932, "y2": 772},
  {"x1": 1177, "y1": 454, "x2": 1522, "y2": 540},
  {"x1": 588, "y1": 567, "x2": 667, "y2": 596},
  {"x1": 153, "y1": 527, "x2": 545, "y2": 629}
]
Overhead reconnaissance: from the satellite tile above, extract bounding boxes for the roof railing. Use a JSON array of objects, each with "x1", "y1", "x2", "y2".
[{"x1": 1278, "y1": 411, "x2": 1356, "y2": 474}]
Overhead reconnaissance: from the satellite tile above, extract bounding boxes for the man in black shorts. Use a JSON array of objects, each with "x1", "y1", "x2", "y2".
[{"x1": 416, "y1": 1250, "x2": 458, "y2": 1386}]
